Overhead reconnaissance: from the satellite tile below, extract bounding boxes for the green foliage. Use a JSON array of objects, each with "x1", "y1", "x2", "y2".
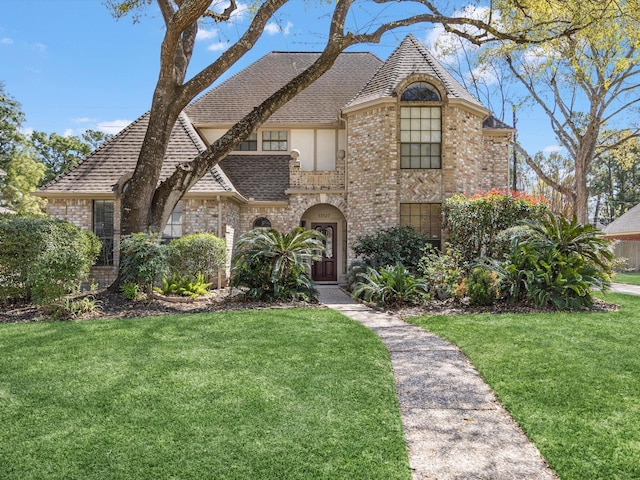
[
  {"x1": 156, "y1": 272, "x2": 212, "y2": 299},
  {"x1": 231, "y1": 227, "x2": 325, "y2": 301},
  {"x1": 30, "y1": 131, "x2": 92, "y2": 185},
  {"x1": 41, "y1": 296, "x2": 101, "y2": 320},
  {"x1": 351, "y1": 264, "x2": 431, "y2": 307},
  {"x1": 346, "y1": 260, "x2": 369, "y2": 292},
  {"x1": 166, "y1": 232, "x2": 226, "y2": 281},
  {"x1": 119, "y1": 232, "x2": 168, "y2": 292},
  {"x1": 495, "y1": 211, "x2": 615, "y2": 310},
  {"x1": 444, "y1": 190, "x2": 549, "y2": 265},
  {"x1": 120, "y1": 282, "x2": 141, "y2": 301},
  {"x1": 466, "y1": 266, "x2": 499, "y2": 306},
  {"x1": 418, "y1": 243, "x2": 464, "y2": 299},
  {"x1": 0, "y1": 214, "x2": 100, "y2": 304},
  {"x1": 352, "y1": 226, "x2": 432, "y2": 271}
]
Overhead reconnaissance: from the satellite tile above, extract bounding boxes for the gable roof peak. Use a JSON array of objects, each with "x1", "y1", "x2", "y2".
[{"x1": 345, "y1": 34, "x2": 485, "y2": 110}]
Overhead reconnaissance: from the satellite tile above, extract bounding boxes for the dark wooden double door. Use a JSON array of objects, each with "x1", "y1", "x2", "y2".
[{"x1": 311, "y1": 223, "x2": 337, "y2": 282}]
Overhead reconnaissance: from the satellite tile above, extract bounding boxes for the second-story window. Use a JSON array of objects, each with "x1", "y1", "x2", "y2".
[
  {"x1": 262, "y1": 130, "x2": 288, "y2": 151},
  {"x1": 400, "y1": 82, "x2": 442, "y2": 169},
  {"x1": 234, "y1": 132, "x2": 258, "y2": 151}
]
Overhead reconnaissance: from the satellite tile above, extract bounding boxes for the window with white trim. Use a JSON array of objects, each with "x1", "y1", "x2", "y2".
[{"x1": 400, "y1": 82, "x2": 442, "y2": 169}]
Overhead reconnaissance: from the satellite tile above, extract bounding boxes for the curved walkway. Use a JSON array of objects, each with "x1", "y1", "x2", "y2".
[{"x1": 317, "y1": 286, "x2": 557, "y2": 480}]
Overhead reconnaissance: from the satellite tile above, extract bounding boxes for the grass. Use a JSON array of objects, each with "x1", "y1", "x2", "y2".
[
  {"x1": 408, "y1": 292, "x2": 640, "y2": 480},
  {"x1": 613, "y1": 272, "x2": 640, "y2": 285},
  {"x1": 0, "y1": 309, "x2": 410, "y2": 480}
]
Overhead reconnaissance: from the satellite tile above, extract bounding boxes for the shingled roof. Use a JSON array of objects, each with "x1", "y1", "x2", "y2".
[
  {"x1": 39, "y1": 112, "x2": 235, "y2": 196},
  {"x1": 345, "y1": 34, "x2": 485, "y2": 110},
  {"x1": 219, "y1": 155, "x2": 290, "y2": 201},
  {"x1": 603, "y1": 203, "x2": 640, "y2": 236},
  {"x1": 186, "y1": 51, "x2": 383, "y2": 126}
]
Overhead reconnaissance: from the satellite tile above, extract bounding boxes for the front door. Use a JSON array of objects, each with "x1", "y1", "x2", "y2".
[{"x1": 312, "y1": 223, "x2": 337, "y2": 282}]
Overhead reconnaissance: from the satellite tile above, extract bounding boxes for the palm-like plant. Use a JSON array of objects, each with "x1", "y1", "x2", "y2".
[
  {"x1": 351, "y1": 264, "x2": 431, "y2": 307},
  {"x1": 498, "y1": 211, "x2": 614, "y2": 310},
  {"x1": 230, "y1": 227, "x2": 325, "y2": 301}
]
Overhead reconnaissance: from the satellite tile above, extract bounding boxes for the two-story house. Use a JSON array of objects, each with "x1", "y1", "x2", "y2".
[{"x1": 37, "y1": 35, "x2": 512, "y2": 286}]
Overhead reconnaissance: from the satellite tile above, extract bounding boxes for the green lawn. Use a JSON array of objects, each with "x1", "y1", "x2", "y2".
[
  {"x1": 0, "y1": 309, "x2": 410, "y2": 480},
  {"x1": 613, "y1": 272, "x2": 640, "y2": 285},
  {"x1": 408, "y1": 292, "x2": 640, "y2": 480}
]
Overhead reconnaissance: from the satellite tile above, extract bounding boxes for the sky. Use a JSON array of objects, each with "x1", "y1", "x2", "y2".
[{"x1": 0, "y1": 0, "x2": 557, "y2": 154}]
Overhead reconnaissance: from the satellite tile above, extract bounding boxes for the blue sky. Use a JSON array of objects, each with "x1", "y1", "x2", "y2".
[{"x1": 1, "y1": 0, "x2": 555, "y2": 153}]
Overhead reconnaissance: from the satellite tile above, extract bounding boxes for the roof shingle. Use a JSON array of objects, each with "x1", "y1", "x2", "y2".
[
  {"x1": 346, "y1": 34, "x2": 484, "y2": 109},
  {"x1": 186, "y1": 51, "x2": 383, "y2": 126},
  {"x1": 219, "y1": 155, "x2": 290, "y2": 201}
]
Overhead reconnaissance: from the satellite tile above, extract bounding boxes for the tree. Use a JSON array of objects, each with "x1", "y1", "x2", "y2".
[
  {"x1": 500, "y1": 2, "x2": 640, "y2": 223},
  {"x1": 107, "y1": 0, "x2": 591, "y2": 244},
  {"x1": 590, "y1": 132, "x2": 640, "y2": 224},
  {"x1": 30, "y1": 131, "x2": 92, "y2": 184},
  {"x1": 0, "y1": 83, "x2": 45, "y2": 213}
]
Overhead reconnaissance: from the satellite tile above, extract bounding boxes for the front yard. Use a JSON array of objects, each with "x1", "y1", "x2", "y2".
[
  {"x1": 1, "y1": 293, "x2": 639, "y2": 479},
  {"x1": 0, "y1": 308, "x2": 410, "y2": 480},
  {"x1": 408, "y1": 291, "x2": 640, "y2": 480}
]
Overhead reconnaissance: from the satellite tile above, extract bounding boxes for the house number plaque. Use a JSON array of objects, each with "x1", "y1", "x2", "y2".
[{"x1": 318, "y1": 213, "x2": 332, "y2": 218}]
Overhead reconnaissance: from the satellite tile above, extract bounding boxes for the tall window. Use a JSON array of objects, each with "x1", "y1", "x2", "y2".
[
  {"x1": 400, "y1": 82, "x2": 441, "y2": 169},
  {"x1": 234, "y1": 132, "x2": 258, "y2": 151},
  {"x1": 93, "y1": 200, "x2": 114, "y2": 266},
  {"x1": 262, "y1": 131, "x2": 288, "y2": 151},
  {"x1": 163, "y1": 201, "x2": 183, "y2": 240},
  {"x1": 400, "y1": 203, "x2": 442, "y2": 248}
]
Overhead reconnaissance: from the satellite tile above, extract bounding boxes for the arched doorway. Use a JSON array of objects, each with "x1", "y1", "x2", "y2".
[{"x1": 300, "y1": 204, "x2": 346, "y2": 283}]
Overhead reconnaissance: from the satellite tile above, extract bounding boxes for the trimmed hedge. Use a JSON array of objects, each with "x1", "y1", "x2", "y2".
[{"x1": 0, "y1": 214, "x2": 100, "y2": 304}]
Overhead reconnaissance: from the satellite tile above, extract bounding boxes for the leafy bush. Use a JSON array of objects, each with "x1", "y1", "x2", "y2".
[
  {"x1": 230, "y1": 227, "x2": 325, "y2": 301},
  {"x1": 352, "y1": 226, "x2": 431, "y2": 271},
  {"x1": 466, "y1": 266, "x2": 499, "y2": 306},
  {"x1": 0, "y1": 214, "x2": 100, "y2": 304},
  {"x1": 495, "y1": 211, "x2": 614, "y2": 310},
  {"x1": 120, "y1": 282, "x2": 141, "y2": 301},
  {"x1": 156, "y1": 273, "x2": 212, "y2": 299},
  {"x1": 351, "y1": 264, "x2": 430, "y2": 307},
  {"x1": 444, "y1": 189, "x2": 549, "y2": 265},
  {"x1": 418, "y1": 243, "x2": 464, "y2": 299},
  {"x1": 167, "y1": 233, "x2": 226, "y2": 281},
  {"x1": 119, "y1": 233, "x2": 168, "y2": 293}
]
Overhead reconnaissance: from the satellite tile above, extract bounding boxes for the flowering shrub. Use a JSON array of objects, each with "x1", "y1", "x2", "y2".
[{"x1": 443, "y1": 189, "x2": 549, "y2": 265}]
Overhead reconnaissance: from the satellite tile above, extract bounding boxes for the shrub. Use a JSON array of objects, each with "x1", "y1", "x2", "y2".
[
  {"x1": 418, "y1": 243, "x2": 464, "y2": 299},
  {"x1": 119, "y1": 233, "x2": 168, "y2": 293},
  {"x1": 166, "y1": 232, "x2": 226, "y2": 281},
  {"x1": 352, "y1": 226, "x2": 431, "y2": 271},
  {"x1": 230, "y1": 227, "x2": 325, "y2": 301},
  {"x1": 351, "y1": 264, "x2": 430, "y2": 307},
  {"x1": 495, "y1": 211, "x2": 615, "y2": 310},
  {"x1": 444, "y1": 190, "x2": 549, "y2": 265},
  {"x1": 120, "y1": 282, "x2": 141, "y2": 301},
  {"x1": 0, "y1": 214, "x2": 100, "y2": 304},
  {"x1": 42, "y1": 296, "x2": 101, "y2": 320},
  {"x1": 156, "y1": 273, "x2": 212, "y2": 300},
  {"x1": 466, "y1": 266, "x2": 499, "y2": 306}
]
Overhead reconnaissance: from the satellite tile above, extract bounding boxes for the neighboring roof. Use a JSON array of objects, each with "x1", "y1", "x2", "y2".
[
  {"x1": 0, "y1": 206, "x2": 15, "y2": 214},
  {"x1": 219, "y1": 155, "x2": 290, "y2": 201},
  {"x1": 346, "y1": 34, "x2": 485, "y2": 110},
  {"x1": 603, "y1": 203, "x2": 640, "y2": 235},
  {"x1": 39, "y1": 112, "x2": 235, "y2": 196},
  {"x1": 186, "y1": 51, "x2": 383, "y2": 126}
]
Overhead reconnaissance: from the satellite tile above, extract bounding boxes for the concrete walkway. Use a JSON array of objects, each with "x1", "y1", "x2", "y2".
[{"x1": 317, "y1": 286, "x2": 557, "y2": 480}]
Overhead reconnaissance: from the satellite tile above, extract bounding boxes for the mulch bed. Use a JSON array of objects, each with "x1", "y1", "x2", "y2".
[{"x1": 0, "y1": 288, "x2": 619, "y2": 324}]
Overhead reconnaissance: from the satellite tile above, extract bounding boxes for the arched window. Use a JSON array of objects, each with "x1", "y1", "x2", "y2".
[
  {"x1": 399, "y1": 82, "x2": 442, "y2": 169},
  {"x1": 253, "y1": 217, "x2": 272, "y2": 228},
  {"x1": 400, "y1": 81, "x2": 440, "y2": 101}
]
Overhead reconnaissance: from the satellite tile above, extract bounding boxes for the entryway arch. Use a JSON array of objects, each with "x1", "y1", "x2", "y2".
[{"x1": 300, "y1": 204, "x2": 346, "y2": 284}]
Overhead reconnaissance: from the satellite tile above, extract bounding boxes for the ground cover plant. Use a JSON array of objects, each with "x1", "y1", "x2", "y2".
[
  {"x1": 0, "y1": 308, "x2": 410, "y2": 480},
  {"x1": 406, "y1": 292, "x2": 640, "y2": 480}
]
